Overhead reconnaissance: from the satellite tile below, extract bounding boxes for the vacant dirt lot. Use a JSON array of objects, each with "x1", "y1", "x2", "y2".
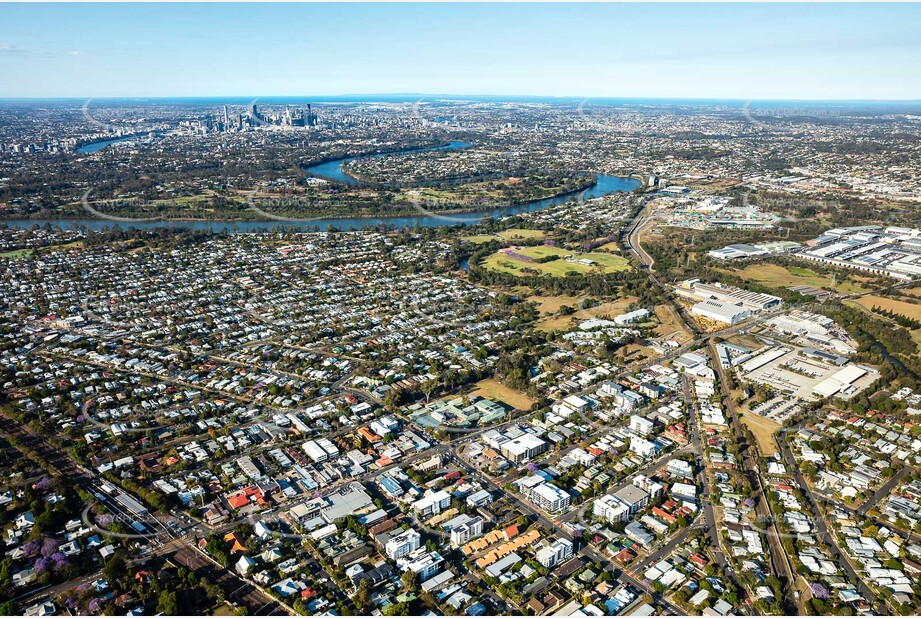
[
  {"x1": 470, "y1": 378, "x2": 536, "y2": 410},
  {"x1": 740, "y1": 409, "x2": 782, "y2": 457},
  {"x1": 654, "y1": 304, "x2": 692, "y2": 343}
]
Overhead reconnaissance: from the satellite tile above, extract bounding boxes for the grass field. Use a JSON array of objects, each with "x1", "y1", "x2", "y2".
[
  {"x1": 0, "y1": 249, "x2": 33, "y2": 258},
  {"x1": 462, "y1": 229, "x2": 547, "y2": 244},
  {"x1": 740, "y1": 410, "x2": 782, "y2": 457},
  {"x1": 850, "y1": 295, "x2": 921, "y2": 321},
  {"x1": 497, "y1": 228, "x2": 547, "y2": 241},
  {"x1": 0, "y1": 240, "x2": 85, "y2": 259},
  {"x1": 721, "y1": 263, "x2": 870, "y2": 295},
  {"x1": 470, "y1": 378, "x2": 536, "y2": 410},
  {"x1": 527, "y1": 294, "x2": 581, "y2": 315},
  {"x1": 461, "y1": 235, "x2": 499, "y2": 244},
  {"x1": 482, "y1": 245, "x2": 630, "y2": 277}
]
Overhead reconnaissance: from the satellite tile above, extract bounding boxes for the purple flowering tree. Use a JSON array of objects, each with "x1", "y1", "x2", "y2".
[
  {"x1": 21, "y1": 540, "x2": 41, "y2": 557},
  {"x1": 40, "y1": 537, "x2": 59, "y2": 558},
  {"x1": 51, "y1": 552, "x2": 68, "y2": 571},
  {"x1": 34, "y1": 557, "x2": 50, "y2": 573}
]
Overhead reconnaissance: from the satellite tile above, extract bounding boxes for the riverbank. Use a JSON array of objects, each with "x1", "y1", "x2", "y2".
[
  {"x1": 303, "y1": 140, "x2": 472, "y2": 185},
  {"x1": 3, "y1": 176, "x2": 639, "y2": 227},
  {"x1": 2, "y1": 158, "x2": 641, "y2": 232}
]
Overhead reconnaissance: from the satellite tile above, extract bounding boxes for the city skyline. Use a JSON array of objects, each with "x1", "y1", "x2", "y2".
[{"x1": 1, "y1": 3, "x2": 920, "y2": 100}]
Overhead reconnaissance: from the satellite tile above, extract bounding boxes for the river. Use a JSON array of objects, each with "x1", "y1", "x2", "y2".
[
  {"x1": 4, "y1": 144, "x2": 641, "y2": 232},
  {"x1": 303, "y1": 140, "x2": 472, "y2": 185},
  {"x1": 76, "y1": 135, "x2": 141, "y2": 154}
]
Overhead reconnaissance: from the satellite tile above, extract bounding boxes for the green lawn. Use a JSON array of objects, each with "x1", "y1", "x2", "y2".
[
  {"x1": 461, "y1": 235, "x2": 500, "y2": 244},
  {"x1": 482, "y1": 246, "x2": 631, "y2": 277},
  {"x1": 497, "y1": 228, "x2": 547, "y2": 241},
  {"x1": 0, "y1": 249, "x2": 33, "y2": 258}
]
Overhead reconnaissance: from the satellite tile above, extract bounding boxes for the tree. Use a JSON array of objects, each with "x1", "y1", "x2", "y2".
[
  {"x1": 102, "y1": 551, "x2": 127, "y2": 585},
  {"x1": 354, "y1": 578, "x2": 372, "y2": 611},
  {"x1": 401, "y1": 569, "x2": 420, "y2": 592},
  {"x1": 157, "y1": 591, "x2": 179, "y2": 615},
  {"x1": 420, "y1": 379, "x2": 438, "y2": 404},
  {"x1": 384, "y1": 602, "x2": 410, "y2": 616}
]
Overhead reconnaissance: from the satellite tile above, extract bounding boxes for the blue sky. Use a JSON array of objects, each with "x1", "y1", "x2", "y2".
[{"x1": 1, "y1": 3, "x2": 919, "y2": 100}]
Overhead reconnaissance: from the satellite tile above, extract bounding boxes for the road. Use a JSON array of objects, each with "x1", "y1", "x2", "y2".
[
  {"x1": 855, "y1": 465, "x2": 911, "y2": 517},
  {"x1": 706, "y1": 341, "x2": 798, "y2": 612},
  {"x1": 681, "y1": 374, "x2": 726, "y2": 567},
  {"x1": 777, "y1": 432, "x2": 884, "y2": 614}
]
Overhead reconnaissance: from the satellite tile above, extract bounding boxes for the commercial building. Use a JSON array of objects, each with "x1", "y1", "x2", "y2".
[
  {"x1": 483, "y1": 427, "x2": 548, "y2": 464},
  {"x1": 812, "y1": 364, "x2": 870, "y2": 398},
  {"x1": 321, "y1": 483, "x2": 374, "y2": 522},
  {"x1": 796, "y1": 226, "x2": 921, "y2": 280}
]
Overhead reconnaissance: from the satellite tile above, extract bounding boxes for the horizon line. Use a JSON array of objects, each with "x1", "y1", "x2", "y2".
[{"x1": 2, "y1": 93, "x2": 921, "y2": 105}]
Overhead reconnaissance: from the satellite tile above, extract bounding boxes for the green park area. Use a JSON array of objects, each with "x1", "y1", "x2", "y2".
[{"x1": 481, "y1": 245, "x2": 630, "y2": 277}]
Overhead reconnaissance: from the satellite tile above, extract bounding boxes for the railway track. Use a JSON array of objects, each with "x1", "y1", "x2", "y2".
[{"x1": 0, "y1": 413, "x2": 76, "y2": 476}]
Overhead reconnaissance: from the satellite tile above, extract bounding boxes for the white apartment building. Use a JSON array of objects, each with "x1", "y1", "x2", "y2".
[{"x1": 385, "y1": 528, "x2": 421, "y2": 560}]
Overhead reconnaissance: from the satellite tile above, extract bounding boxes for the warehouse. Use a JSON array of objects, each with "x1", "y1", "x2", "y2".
[
  {"x1": 691, "y1": 300, "x2": 751, "y2": 325},
  {"x1": 812, "y1": 364, "x2": 869, "y2": 398}
]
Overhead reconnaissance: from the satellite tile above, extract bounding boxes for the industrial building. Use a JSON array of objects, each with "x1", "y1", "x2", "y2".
[
  {"x1": 676, "y1": 279, "x2": 782, "y2": 311},
  {"x1": 691, "y1": 300, "x2": 752, "y2": 325}
]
